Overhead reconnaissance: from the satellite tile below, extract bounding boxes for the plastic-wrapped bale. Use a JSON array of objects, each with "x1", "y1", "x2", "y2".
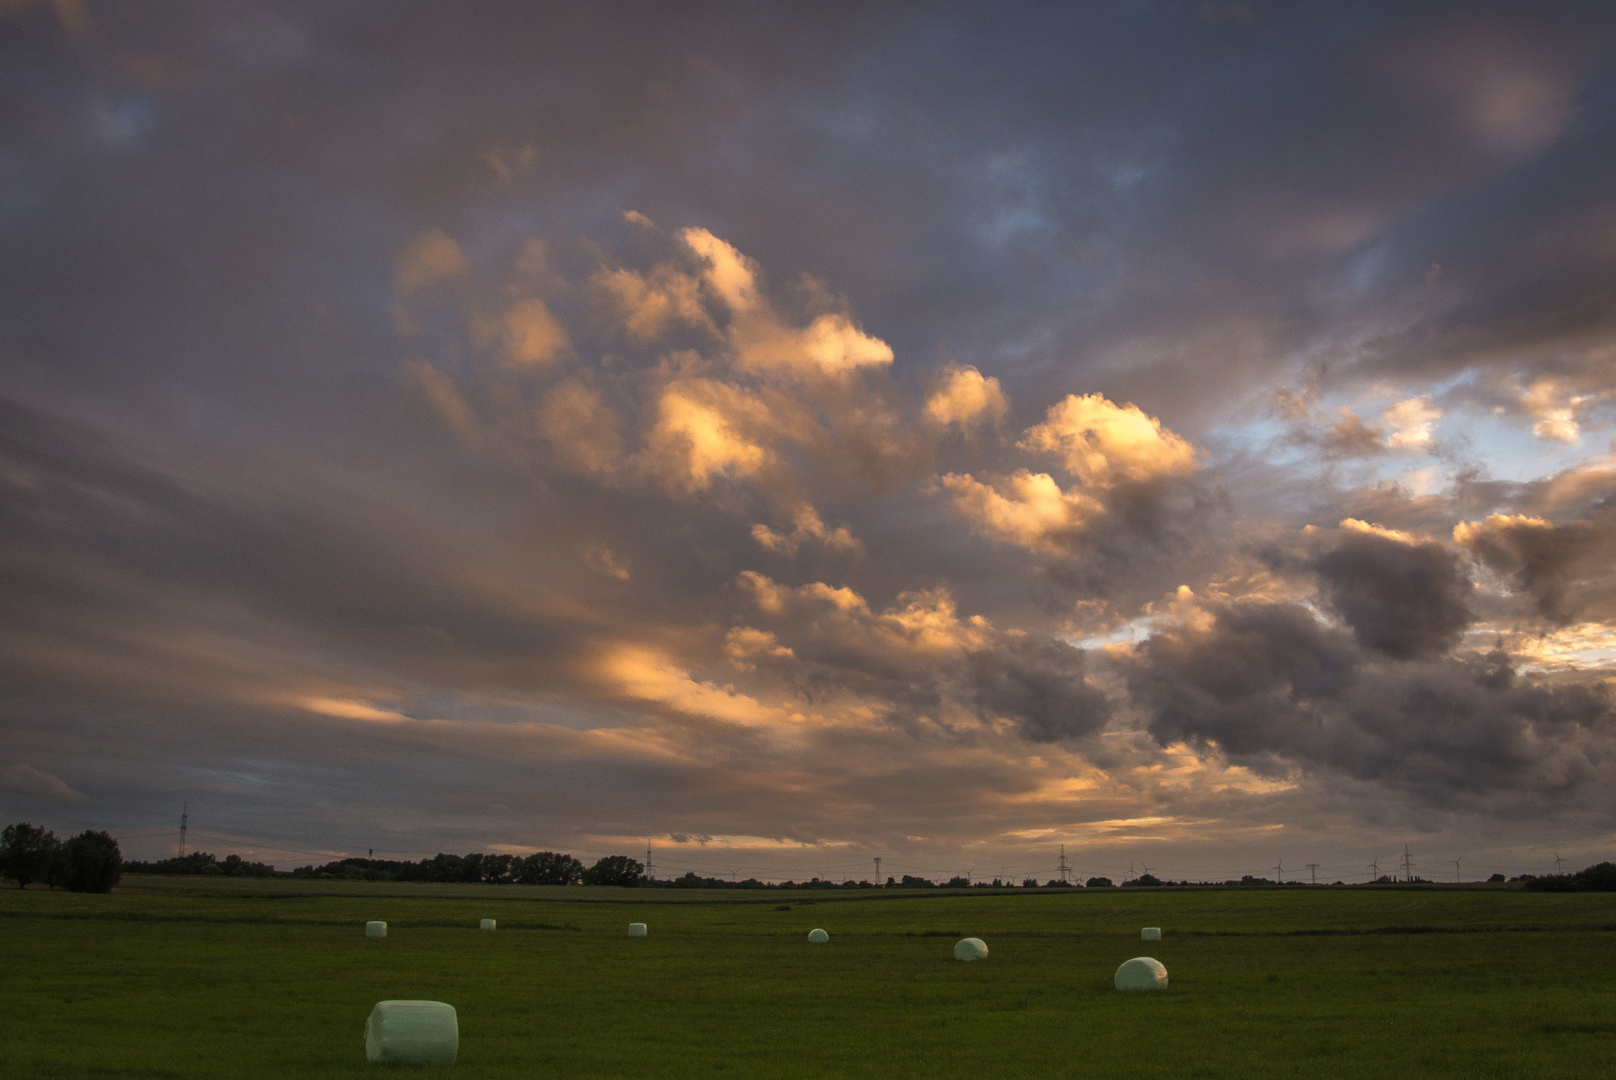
[
  {"x1": 628, "y1": 922, "x2": 648, "y2": 937},
  {"x1": 807, "y1": 928, "x2": 829, "y2": 943},
  {"x1": 364, "y1": 1000, "x2": 458, "y2": 1065},
  {"x1": 480, "y1": 919, "x2": 496, "y2": 930},
  {"x1": 1141, "y1": 927, "x2": 1162, "y2": 941},
  {"x1": 953, "y1": 937, "x2": 989, "y2": 962},
  {"x1": 365, "y1": 921, "x2": 387, "y2": 939},
  {"x1": 1115, "y1": 956, "x2": 1168, "y2": 991}
]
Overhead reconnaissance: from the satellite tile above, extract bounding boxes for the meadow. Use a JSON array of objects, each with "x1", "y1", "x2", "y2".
[{"x1": 2, "y1": 877, "x2": 1613, "y2": 1079}]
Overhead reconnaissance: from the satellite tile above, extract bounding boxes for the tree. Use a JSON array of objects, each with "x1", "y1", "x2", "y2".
[
  {"x1": 63, "y1": 830, "x2": 122, "y2": 893},
  {"x1": 0, "y1": 822, "x2": 60, "y2": 888},
  {"x1": 46, "y1": 841, "x2": 73, "y2": 890},
  {"x1": 517, "y1": 851, "x2": 585, "y2": 885},
  {"x1": 1085, "y1": 876, "x2": 1114, "y2": 888},
  {"x1": 582, "y1": 855, "x2": 644, "y2": 887}
]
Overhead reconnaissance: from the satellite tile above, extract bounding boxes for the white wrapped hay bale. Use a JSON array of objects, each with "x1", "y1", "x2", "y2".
[
  {"x1": 364, "y1": 1000, "x2": 458, "y2": 1065},
  {"x1": 1115, "y1": 956, "x2": 1168, "y2": 991},
  {"x1": 807, "y1": 928, "x2": 829, "y2": 943},
  {"x1": 628, "y1": 922, "x2": 647, "y2": 937},
  {"x1": 1141, "y1": 927, "x2": 1161, "y2": 941},
  {"x1": 480, "y1": 919, "x2": 496, "y2": 930},
  {"x1": 365, "y1": 921, "x2": 387, "y2": 939},
  {"x1": 953, "y1": 937, "x2": 989, "y2": 962}
]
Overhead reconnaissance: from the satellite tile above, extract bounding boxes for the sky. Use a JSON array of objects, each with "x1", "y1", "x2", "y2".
[{"x1": 3, "y1": 0, "x2": 1616, "y2": 885}]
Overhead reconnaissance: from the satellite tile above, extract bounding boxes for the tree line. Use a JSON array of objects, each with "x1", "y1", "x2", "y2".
[
  {"x1": 122, "y1": 849, "x2": 639, "y2": 886},
  {"x1": 0, "y1": 822, "x2": 123, "y2": 892},
  {"x1": 1520, "y1": 862, "x2": 1616, "y2": 892},
  {"x1": 92, "y1": 836, "x2": 1616, "y2": 893}
]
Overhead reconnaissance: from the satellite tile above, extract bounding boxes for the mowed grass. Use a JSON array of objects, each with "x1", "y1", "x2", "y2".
[{"x1": 2, "y1": 882, "x2": 1614, "y2": 1079}]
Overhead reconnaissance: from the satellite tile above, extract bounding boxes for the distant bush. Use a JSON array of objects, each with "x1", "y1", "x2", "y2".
[
  {"x1": 1125, "y1": 874, "x2": 1162, "y2": 887},
  {"x1": 1524, "y1": 862, "x2": 1616, "y2": 893},
  {"x1": 1085, "y1": 876, "x2": 1113, "y2": 887},
  {"x1": 126, "y1": 852, "x2": 277, "y2": 877},
  {"x1": 1488, "y1": 873, "x2": 1506, "y2": 883},
  {"x1": 898, "y1": 875, "x2": 935, "y2": 888}
]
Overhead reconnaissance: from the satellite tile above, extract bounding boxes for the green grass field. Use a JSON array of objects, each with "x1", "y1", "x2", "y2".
[{"x1": 3, "y1": 878, "x2": 1614, "y2": 1078}]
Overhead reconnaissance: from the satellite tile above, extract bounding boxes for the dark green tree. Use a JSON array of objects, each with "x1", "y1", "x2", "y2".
[
  {"x1": 0, "y1": 822, "x2": 60, "y2": 888},
  {"x1": 46, "y1": 840, "x2": 73, "y2": 890},
  {"x1": 583, "y1": 855, "x2": 644, "y2": 887},
  {"x1": 63, "y1": 830, "x2": 122, "y2": 893},
  {"x1": 517, "y1": 851, "x2": 585, "y2": 885}
]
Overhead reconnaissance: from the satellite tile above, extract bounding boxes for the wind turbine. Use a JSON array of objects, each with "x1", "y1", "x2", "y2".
[
  {"x1": 1273, "y1": 859, "x2": 1284, "y2": 884},
  {"x1": 1553, "y1": 852, "x2": 1565, "y2": 874},
  {"x1": 1451, "y1": 856, "x2": 1463, "y2": 883},
  {"x1": 1367, "y1": 856, "x2": 1380, "y2": 882}
]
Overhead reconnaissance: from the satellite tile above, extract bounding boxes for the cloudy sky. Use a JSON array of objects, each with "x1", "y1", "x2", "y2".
[{"x1": 4, "y1": 1, "x2": 1616, "y2": 883}]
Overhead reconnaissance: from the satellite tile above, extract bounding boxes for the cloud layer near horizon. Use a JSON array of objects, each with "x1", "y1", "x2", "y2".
[{"x1": 3, "y1": 1, "x2": 1616, "y2": 880}]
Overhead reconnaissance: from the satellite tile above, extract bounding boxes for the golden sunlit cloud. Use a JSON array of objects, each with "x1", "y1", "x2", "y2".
[
  {"x1": 297, "y1": 696, "x2": 413, "y2": 723},
  {"x1": 1022, "y1": 393, "x2": 1197, "y2": 488},
  {"x1": 395, "y1": 228, "x2": 469, "y2": 293},
  {"x1": 925, "y1": 365, "x2": 1009, "y2": 429},
  {"x1": 502, "y1": 297, "x2": 569, "y2": 365},
  {"x1": 940, "y1": 469, "x2": 1099, "y2": 552}
]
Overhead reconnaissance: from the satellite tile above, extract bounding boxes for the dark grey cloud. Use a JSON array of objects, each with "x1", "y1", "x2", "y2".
[
  {"x1": 1458, "y1": 513, "x2": 1607, "y2": 623},
  {"x1": 966, "y1": 636, "x2": 1110, "y2": 743},
  {"x1": 1131, "y1": 597, "x2": 1616, "y2": 806},
  {"x1": 1315, "y1": 527, "x2": 1473, "y2": 659}
]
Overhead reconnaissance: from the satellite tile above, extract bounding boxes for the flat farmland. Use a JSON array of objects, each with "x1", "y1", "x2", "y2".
[{"x1": 2, "y1": 880, "x2": 1613, "y2": 1078}]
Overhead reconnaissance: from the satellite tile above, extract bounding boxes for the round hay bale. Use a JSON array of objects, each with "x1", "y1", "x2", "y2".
[
  {"x1": 364, "y1": 1000, "x2": 458, "y2": 1065},
  {"x1": 953, "y1": 937, "x2": 989, "y2": 962},
  {"x1": 627, "y1": 922, "x2": 648, "y2": 937},
  {"x1": 807, "y1": 928, "x2": 829, "y2": 943},
  {"x1": 1114, "y1": 956, "x2": 1168, "y2": 992},
  {"x1": 480, "y1": 919, "x2": 496, "y2": 930},
  {"x1": 1141, "y1": 927, "x2": 1161, "y2": 941},
  {"x1": 364, "y1": 921, "x2": 387, "y2": 939}
]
